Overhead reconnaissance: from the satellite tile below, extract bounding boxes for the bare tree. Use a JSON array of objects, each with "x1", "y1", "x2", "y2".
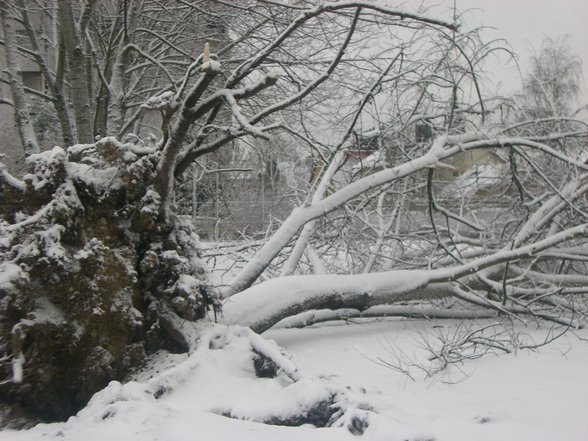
[{"x1": 519, "y1": 35, "x2": 583, "y2": 118}]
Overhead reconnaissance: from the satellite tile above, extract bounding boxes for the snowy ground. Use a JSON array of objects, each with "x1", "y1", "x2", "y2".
[{"x1": 2, "y1": 318, "x2": 587, "y2": 441}]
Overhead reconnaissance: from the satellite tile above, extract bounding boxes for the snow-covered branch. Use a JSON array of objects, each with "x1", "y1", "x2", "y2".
[{"x1": 224, "y1": 223, "x2": 586, "y2": 332}]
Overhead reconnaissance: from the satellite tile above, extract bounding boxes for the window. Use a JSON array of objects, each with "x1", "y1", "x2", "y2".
[
  {"x1": 15, "y1": 29, "x2": 33, "y2": 50},
  {"x1": 21, "y1": 71, "x2": 42, "y2": 91}
]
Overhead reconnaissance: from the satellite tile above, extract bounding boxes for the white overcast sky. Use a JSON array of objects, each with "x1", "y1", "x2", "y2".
[{"x1": 427, "y1": 0, "x2": 588, "y2": 102}]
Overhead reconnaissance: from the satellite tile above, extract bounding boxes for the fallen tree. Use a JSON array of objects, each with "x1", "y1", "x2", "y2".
[
  {"x1": 0, "y1": 0, "x2": 587, "y2": 430},
  {"x1": 223, "y1": 222, "x2": 588, "y2": 333}
]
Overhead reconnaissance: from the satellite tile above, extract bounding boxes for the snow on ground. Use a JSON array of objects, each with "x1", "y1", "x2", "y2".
[
  {"x1": 2, "y1": 319, "x2": 587, "y2": 441},
  {"x1": 268, "y1": 319, "x2": 588, "y2": 441}
]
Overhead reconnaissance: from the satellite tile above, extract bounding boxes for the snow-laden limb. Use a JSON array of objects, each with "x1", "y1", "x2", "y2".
[
  {"x1": 275, "y1": 309, "x2": 362, "y2": 328},
  {"x1": 222, "y1": 273, "x2": 454, "y2": 333},
  {"x1": 223, "y1": 224, "x2": 587, "y2": 332},
  {"x1": 511, "y1": 175, "x2": 588, "y2": 248},
  {"x1": 4, "y1": 181, "x2": 82, "y2": 233},
  {"x1": 361, "y1": 305, "x2": 499, "y2": 320},
  {"x1": 247, "y1": 330, "x2": 302, "y2": 381},
  {"x1": 454, "y1": 136, "x2": 588, "y2": 171},
  {"x1": 275, "y1": 306, "x2": 499, "y2": 328},
  {"x1": 449, "y1": 286, "x2": 575, "y2": 327},
  {"x1": 224, "y1": 135, "x2": 451, "y2": 296},
  {"x1": 281, "y1": 149, "x2": 348, "y2": 276},
  {"x1": 224, "y1": 129, "x2": 588, "y2": 297},
  {"x1": 506, "y1": 266, "x2": 588, "y2": 286},
  {"x1": 281, "y1": 52, "x2": 396, "y2": 277},
  {"x1": 362, "y1": 188, "x2": 404, "y2": 274},
  {"x1": 190, "y1": 73, "x2": 281, "y2": 122},
  {"x1": 427, "y1": 224, "x2": 588, "y2": 282},
  {"x1": 0, "y1": 163, "x2": 25, "y2": 191}
]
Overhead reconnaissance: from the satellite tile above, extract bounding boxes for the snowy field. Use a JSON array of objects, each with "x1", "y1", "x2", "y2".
[{"x1": 2, "y1": 318, "x2": 587, "y2": 441}]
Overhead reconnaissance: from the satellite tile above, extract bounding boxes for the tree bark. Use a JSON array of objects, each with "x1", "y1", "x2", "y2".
[
  {"x1": 106, "y1": 0, "x2": 143, "y2": 136},
  {"x1": 57, "y1": 0, "x2": 93, "y2": 143},
  {"x1": 0, "y1": 1, "x2": 39, "y2": 156},
  {"x1": 17, "y1": 0, "x2": 75, "y2": 147}
]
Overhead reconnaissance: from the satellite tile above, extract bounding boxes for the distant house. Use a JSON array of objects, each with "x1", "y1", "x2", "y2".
[
  {"x1": 348, "y1": 121, "x2": 502, "y2": 180},
  {"x1": 347, "y1": 122, "x2": 434, "y2": 174}
]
